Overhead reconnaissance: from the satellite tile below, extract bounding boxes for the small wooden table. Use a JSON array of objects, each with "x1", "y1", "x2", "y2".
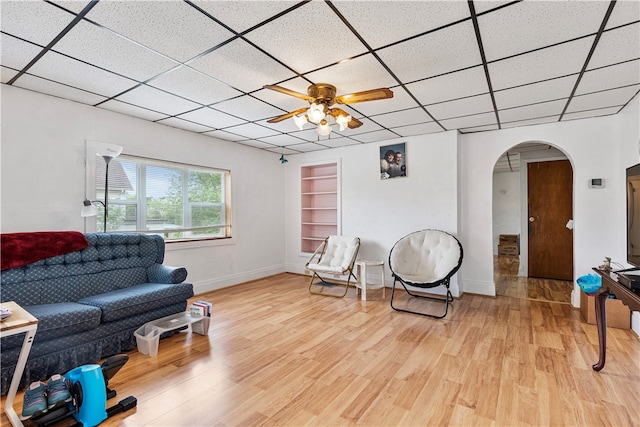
[
  {"x1": 355, "y1": 260, "x2": 385, "y2": 301},
  {"x1": 591, "y1": 269, "x2": 640, "y2": 371},
  {"x1": 0, "y1": 301, "x2": 38, "y2": 427}
]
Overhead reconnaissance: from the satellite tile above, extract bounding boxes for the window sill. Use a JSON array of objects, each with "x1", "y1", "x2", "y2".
[{"x1": 165, "y1": 237, "x2": 235, "y2": 251}]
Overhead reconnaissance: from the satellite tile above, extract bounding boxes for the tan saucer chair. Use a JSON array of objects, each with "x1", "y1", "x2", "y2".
[
  {"x1": 389, "y1": 229, "x2": 463, "y2": 318},
  {"x1": 306, "y1": 235, "x2": 360, "y2": 298}
]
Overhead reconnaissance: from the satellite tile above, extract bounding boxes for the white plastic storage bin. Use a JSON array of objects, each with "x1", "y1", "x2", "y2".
[
  {"x1": 134, "y1": 312, "x2": 210, "y2": 357},
  {"x1": 134, "y1": 324, "x2": 161, "y2": 357}
]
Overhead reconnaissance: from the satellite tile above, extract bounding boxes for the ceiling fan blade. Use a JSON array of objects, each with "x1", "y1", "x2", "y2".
[
  {"x1": 266, "y1": 107, "x2": 309, "y2": 124},
  {"x1": 329, "y1": 108, "x2": 363, "y2": 129},
  {"x1": 263, "y1": 84, "x2": 314, "y2": 102},
  {"x1": 348, "y1": 116, "x2": 363, "y2": 128},
  {"x1": 334, "y1": 88, "x2": 394, "y2": 105}
]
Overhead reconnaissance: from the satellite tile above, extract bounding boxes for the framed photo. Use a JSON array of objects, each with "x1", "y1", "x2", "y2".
[{"x1": 380, "y1": 142, "x2": 406, "y2": 179}]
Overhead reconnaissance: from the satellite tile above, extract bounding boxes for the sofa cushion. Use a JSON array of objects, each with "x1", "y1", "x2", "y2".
[
  {"x1": 1, "y1": 302, "x2": 102, "y2": 349},
  {"x1": 77, "y1": 282, "x2": 194, "y2": 322}
]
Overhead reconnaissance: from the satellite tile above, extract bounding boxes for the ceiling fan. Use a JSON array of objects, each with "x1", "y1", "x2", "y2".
[{"x1": 264, "y1": 83, "x2": 393, "y2": 136}]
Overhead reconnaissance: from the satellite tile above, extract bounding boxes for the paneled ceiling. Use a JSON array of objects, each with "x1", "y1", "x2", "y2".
[{"x1": 2, "y1": 0, "x2": 639, "y2": 155}]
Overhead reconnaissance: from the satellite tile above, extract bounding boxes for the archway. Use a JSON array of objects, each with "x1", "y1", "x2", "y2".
[{"x1": 492, "y1": 142, "x2": 575, "y2": 303}]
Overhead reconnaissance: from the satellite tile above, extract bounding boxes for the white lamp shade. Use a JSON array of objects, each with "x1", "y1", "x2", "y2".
[
  {"x1": 81, "y1": 200, "x2": 99, "y2": 217},
  {"x1": 336, "y1": 114, "x2": 352, "y2": 131},
  {"x1": 293, "y1": 114, "x2": 307, "y2": 130},
  {"x1": 317, "y1": 120, "x2": 332, "y2": 136},
  {"x1": 307, "y1": 103, "x2": 325, "y2": 124},
  {"x1": 95, "y1": 142, "x2": 123, "y2": 159}
]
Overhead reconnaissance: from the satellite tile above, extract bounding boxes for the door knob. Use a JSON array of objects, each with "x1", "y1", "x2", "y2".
[{"x1": 529, "y1": 216, "x2": 535, "y2": 222}]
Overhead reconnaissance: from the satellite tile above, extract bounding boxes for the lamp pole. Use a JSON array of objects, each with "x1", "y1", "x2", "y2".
[{"x1": 102, "y1": 155, "x2": 113, "y2": 232}]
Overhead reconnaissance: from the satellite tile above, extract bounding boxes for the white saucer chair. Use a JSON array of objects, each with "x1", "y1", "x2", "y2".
[
  {"x1": 306, "y1": 235, "x2": 360, "y2": 298},
  {"x1": 388, "y1": 229, "x2": 463, "y2": 318}
]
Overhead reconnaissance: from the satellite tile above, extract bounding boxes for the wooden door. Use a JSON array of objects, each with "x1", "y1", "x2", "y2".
[{"x1": 528, "y1": 160, "x2": 573, "y2": 280}]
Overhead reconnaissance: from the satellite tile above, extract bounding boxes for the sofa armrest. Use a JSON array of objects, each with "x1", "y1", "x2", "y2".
[{"x1": 147, "y1": 264, "x2": 188, "y2": 284}]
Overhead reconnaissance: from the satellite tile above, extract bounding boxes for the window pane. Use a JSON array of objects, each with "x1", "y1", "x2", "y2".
[
  {"x1": 96, "y1": 156, "x2": 137, "y2": 201},
  {"x1": 145, "y1": 166, "x2": 184, "y2": 231},
  {"x1": 188, "y1": 171, "x2": 222, "y2": 203}
]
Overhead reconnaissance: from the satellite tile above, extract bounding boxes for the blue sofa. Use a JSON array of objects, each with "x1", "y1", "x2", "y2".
[{"x1": 0, "y1": 233, "x2": 194, "y2": 395}]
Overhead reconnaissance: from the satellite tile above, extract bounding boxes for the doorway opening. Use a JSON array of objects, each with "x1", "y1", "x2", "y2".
[{"x1": 492, "y1": 142, "x2": 574, "y2": 304}]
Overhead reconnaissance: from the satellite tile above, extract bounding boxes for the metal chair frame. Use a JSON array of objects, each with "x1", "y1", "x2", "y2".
[
  {"x1": 388, "y1": 230, "x2": 463, "y2": 318},
  {"x1": 306, "y1": 236, "x2": 360, "y2": 298}
]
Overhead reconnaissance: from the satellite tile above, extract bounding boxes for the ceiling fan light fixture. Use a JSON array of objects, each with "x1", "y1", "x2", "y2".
[
  {"x1": 293, "y1": 114, "x2": 307, "y2": 130},
  {"x1": 317, "y1": 119, "x2": 331, "y2": 136},
  {"x1": 307, "y1": 103, "x2": 325, "y2": 124},
  {"x1": 336, "y1": 114, "x2": 351, "y2": 131}
]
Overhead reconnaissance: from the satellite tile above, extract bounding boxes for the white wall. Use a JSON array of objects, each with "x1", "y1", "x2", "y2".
[
  {"x1": 0, "y1": 85, "x2": 287, "y2": 294},
  {"x1": 283, "y1": 131, "x2": 461, "y2": 296},
  {"x1": 492, "y1": 171, "x2": 520, "y2": 254}
]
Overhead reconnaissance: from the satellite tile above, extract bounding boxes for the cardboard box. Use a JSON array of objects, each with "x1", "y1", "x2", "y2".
[
  {"x1": 499, "y1": 234, "x2": 519, "y2": 245},
  {"x1": 580, "y1": 291, "x2": 630, "y2": 329},
  {"x1": 498, "y1": 244, "x2": 518, "y2": 258}
]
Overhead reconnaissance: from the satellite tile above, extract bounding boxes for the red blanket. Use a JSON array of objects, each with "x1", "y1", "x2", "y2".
[{"x1": 1, "y1": 231, "x2": 89, "y2": 271}]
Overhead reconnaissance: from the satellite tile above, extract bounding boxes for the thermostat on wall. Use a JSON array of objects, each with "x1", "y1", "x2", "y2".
[{"x1": 589, "y1": 178, "x2": 605, "y2": 188}]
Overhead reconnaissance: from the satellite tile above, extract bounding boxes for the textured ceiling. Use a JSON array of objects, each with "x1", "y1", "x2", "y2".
[{"x1": 1, "y1": 0, "x2": 639, "y2": 155}]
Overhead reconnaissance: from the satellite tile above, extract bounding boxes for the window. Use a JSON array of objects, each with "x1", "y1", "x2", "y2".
[{"x1": 93, "y1": 155, "x2": 231, "y2": 241}]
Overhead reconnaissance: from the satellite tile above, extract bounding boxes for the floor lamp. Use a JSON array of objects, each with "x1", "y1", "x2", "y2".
[{"x1": 81, "y1": 144, "x2": 123, "y2": 232}]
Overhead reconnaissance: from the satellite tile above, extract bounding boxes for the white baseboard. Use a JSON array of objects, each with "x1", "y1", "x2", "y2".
[
  {"x1": 191, "y1": 264, "x2": 287, "y2": 295},
  {"x1": 460, "y1": 279, "x2": 496, "y2": 296}
]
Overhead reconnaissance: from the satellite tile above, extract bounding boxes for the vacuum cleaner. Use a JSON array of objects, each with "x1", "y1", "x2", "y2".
[{"x1": 28, "y1": 354, "x2": 136, "y2": 427}]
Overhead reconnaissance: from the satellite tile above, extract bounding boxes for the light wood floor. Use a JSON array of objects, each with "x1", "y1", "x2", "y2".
[
  {"x1": 494, "y1": 256, "x2": 573, "y2": 304},
  {"x1": 3, "y1": 273, "x2": 639, "y2": 426}
]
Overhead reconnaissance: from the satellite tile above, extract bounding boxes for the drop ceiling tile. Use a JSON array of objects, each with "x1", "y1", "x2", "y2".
[
  {"x1": 440, "y1": 112, "x2": 497, "y2": 131},
  {"x1": 377, "y1": 20, "x2": 482, "y2": 82},
  {"x1": 29, "y1": 51, "x2": 137, "y2": 98},
  {"x1": 257, "y1": 134, "x2": 308, "y2": 147},
  {"x1": 567, "y1": 85, "x2": 640, "y2": 113},
  {"x1": 348, "y1": 88, "x2": 417, "y2": 117},
  {"x1": 303, "y1": 54, "x2": 397, "y2": 94},
  {"x1": 333, "y1": 1, "x2": 470, "y2": 49},
  {"x1": 85, "y1": 1, "x2": 234, "y2": 62},
  {"x1": 428, "y1": 94, "x2": 495, "y2": 120},
  {"x1": 318, "y1": 137, "x2": 361, "y2": 149},
  {"x1": 266, "y1": 147, "x2": 300, "y2": 156},
  {"x1": 0, "y1": 1, "x2": 76, "y2": 46},
  {"x1": 607, "y1": 1, "x2": 640, "y2": 29},
  {"x1": 502, "y1": 116, "x2": 560, "y2": 129},
  {"x1": 203, "y1": 130, "x2": 246, "y2": 142},
  {"x1": 578, "y1": 60, "x2": 640, "y2": 95},
  {"x1": 53, "y1": 20, "x2": 178, "y2": 82},
  {"x1": 286, "y1": 142, "x2": 330, "y2": 153},
  {"x1": 14, "y1": 73, "x2": 106, "y2": 105},
  {"x1": 148, "y1": 66, "x2": 242, "y2": 106},
  {"x1": 563, "y1": 106, "x2": 621, "y2": 121},
  {"x1": 459, "y1": 124, "x2": 500, "y2": 133},
  {"x1": 156, "y1": 117, "x2": 214, "y2": 133},
  {"x1": 0, "y1": 34, "x2": 43, "y2": 72},
  {"x1": 370, "y1": 108, "x2": 432, "y2": 128},
  {"x1": 235, "y1": 140, "x2": 278, "y2": 150},
  {"x1": 488, "y1": 36, "x2": 594, "y2": 90},
  {"x1": 350, "y1": 129, "x2": 400, "y2": 143},
  {"x1": 252, "y1": 82, "x2": 315, "y2": 113},
  {"x1": 336, "y1": 118, "x2": 383, "y2": 136},
  {"x1": 499, "y1": 99, "x2": 566, "y2": 123},
  {"x1": 190, "y1": 38, "x2": 297, "y2": 93},
  {"x1": 257, "y1": 117, "x2": 302, "y2": 134},
  {"x1": 493, "y1": 75, "x2": 578, "y2": 110},
  {"x1": 391, "y1": 121, "x2": 443, "y2": 137},
  {"x1": 474, "y1": 2, "x2": 514, "y2": 14},
  {"x1": 212, "y1": 95, "x2": 285, "y2": 122},
  {"x1": 116, "y1": 85, "x2": 201, "y2": 116},
  {"x1": 220, "y1": 123, "x2": 279, "y2": 139},
  {"x1": 243, "y1": 1, "x2": 365, "y2": 73},
  {"x1": 190, "y1": 1, "x2": 300, "y2": 34},
  {"x1": 286, "y1": 128, "x2": 326, "y2": 142},
  {"x1": 588, "y1": 23, "x2": 640, "y2": 70},
  {"x1": 177, "y1": 107, "x2": 246, "y2": 129},
  {"x1": 478, "y1": 1, "x2": 609, "y2": 61},
  {"x1": 49, "y1": 1, "x2": 92, "y2": 14},
  {"x1": 407, "y1": 66, "x2": 489, "y2": 106},
  {"x1": 98, "y1": 100, "x2": 169, "y2": 122},
  {"x1": 1, "y1": 66, "x2": 18, "y2": 83}
]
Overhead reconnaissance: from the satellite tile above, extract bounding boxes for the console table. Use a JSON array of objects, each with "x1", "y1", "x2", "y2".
[{"x1": 591, "y1": 268, "x2": 640, "y2": 371}]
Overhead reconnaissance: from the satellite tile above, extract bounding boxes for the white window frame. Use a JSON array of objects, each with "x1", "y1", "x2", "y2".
[{"x1": 83, "y1": 140, "x2": 233, "y2": 245}]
